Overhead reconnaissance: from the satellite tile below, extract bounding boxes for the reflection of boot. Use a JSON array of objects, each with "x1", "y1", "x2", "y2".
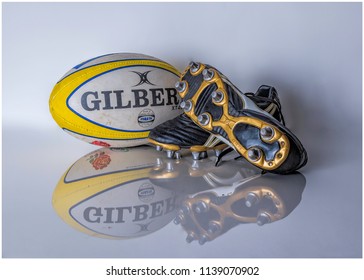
[
  {"x1": 52, "y1": 146, "x2": 181, "y2": 239},
  {"x1": 175, "y1": 172, "x2": 306, "y2": 245},
  {"x1": 149, "y1": 153, "x2": 260, "y2": 195},
  {"x1": 175, "y1": 62, "x2": 308, "y2": 174},
  {"x1": 148, "y1": 83, "x2": 285, "y2": 161}
]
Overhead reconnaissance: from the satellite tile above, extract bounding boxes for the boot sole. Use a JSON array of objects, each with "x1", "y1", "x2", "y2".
[{"x1": 179, "y1": 63, "x2": 291, "y2": 172}]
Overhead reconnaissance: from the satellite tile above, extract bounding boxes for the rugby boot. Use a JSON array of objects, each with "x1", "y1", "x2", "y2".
[
  {"x1": 148, "y1": 113, "x2": 226, "y2": 160},
  {"x1": 176, "y1": 62, "x2": 308, "y2": 174},
  {"x1": 148, "y1": 85, "x2": 284, "y2": 161},
  {"x1": 176, "y1": 172, "x2": 306, "y2": 245}
]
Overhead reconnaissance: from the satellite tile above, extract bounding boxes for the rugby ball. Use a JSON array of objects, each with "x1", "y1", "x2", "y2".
[
  {"x1": 49, "y1": 53, "x2": 182, "y2": 147},
  {"x1": 52, "y1": 146, "x2": 180, "y2": 239}
]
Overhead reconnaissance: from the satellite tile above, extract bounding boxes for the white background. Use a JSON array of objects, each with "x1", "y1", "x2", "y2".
[{"x1": 2, "y1": 1, "x2": 363, "y2": 279}]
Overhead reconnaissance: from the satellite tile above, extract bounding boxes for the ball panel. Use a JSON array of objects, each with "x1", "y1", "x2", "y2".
[
  {"x1": 50, "y1": 54, "x2": 182, "y2": 147},
  {"x1": 67, "y1": 65, "x2": 179, "y2": 132},
  {"x1": 59, "y1": 53, "x2": 162, "y2": 82}
]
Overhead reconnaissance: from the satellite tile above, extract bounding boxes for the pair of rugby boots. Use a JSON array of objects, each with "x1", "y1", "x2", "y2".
[{"x1": 148, "y1": 62, "x2": 307, "y2": 174}]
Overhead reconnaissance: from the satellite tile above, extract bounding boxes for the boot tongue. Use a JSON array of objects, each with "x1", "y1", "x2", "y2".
[
  {"x1": 249, "y1": 85, "x2": 278, "y2": 111},
  {"x1": 243, "y1": 85, "x2": 284, "y2": 124},
  {"x1": 255, "y1": 85, "x2": 278, "y2": 104},
  {"x1": 256, "y1": 85, "x2": 272, "y2": 99}
]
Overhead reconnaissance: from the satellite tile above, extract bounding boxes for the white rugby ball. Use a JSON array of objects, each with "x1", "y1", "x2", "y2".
[
  {"x1": 52, "y1": 146, "x2": 180, "y2": 239},
  {"x1": 49, "y1": 53, "x2": 182, "y2": 147}
]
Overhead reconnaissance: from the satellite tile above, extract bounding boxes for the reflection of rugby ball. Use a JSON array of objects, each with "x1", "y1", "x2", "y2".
[
  {"x1": 52, "y1": 146, "x2": 180, "y2": 239},
  {"x1": 49, "y1": 53, "x2": 182, "y2": 147}
]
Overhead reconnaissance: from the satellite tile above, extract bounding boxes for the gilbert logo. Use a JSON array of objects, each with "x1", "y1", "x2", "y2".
[
  {"x1": 79, "y1": 69, "x2": 179, "y2": 112},
  {"x1": 132, "y1": 71, "x2": 156, "y2": 87}
]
